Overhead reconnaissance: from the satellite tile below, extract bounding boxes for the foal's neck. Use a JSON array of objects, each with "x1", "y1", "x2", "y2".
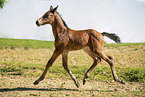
[{"x1": 51, "y1": 13, "x2": 67, "y2": 39}]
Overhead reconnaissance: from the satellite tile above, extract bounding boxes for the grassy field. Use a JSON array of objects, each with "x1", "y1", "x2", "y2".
[{"x1": 0, "y1": 38, "x2": 145, "y2": 96}]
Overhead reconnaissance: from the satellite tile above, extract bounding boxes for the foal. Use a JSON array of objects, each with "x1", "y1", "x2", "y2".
[{"x1": 34, "y1": 6, "x2": 125, "y2": 88}]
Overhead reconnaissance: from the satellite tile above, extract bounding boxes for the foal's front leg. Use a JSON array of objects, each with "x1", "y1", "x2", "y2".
[
  {"x1": 62, "y1": 52, "x2": 80, "y2": 88},
  {"x1": 33, "y1": 49, "x2": 61, "y2": 85}
]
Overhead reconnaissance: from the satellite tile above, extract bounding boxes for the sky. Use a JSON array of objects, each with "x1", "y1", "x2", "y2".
[{"x1": 0, "y1": 0, "x2": 145, "y2": 43}]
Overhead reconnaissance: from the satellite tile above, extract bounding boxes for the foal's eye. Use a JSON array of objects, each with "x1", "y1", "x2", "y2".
[{"x1": 43, "y1": 14, "x2": 49, "y2": 18}]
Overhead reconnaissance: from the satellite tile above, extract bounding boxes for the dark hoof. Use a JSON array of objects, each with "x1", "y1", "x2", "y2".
[
  {"x1": 76, "y1": 82, "x2": 80, "y2": 88},
  {"x1": 33, "y1": 81, "x2": 39, "y2": 85},
  {"x1": 120, "y1": 80, "x2": 125, "y2": 84},
  {"x1": 83, "y1": 79, "x2": 86, "y2": 85}
]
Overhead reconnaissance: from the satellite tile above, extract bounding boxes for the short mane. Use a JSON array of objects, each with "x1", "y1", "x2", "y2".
[{"x1": 56, "y1": 12, "x2": 69, "y2": 29}]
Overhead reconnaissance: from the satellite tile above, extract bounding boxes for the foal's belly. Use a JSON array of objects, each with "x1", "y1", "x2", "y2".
[{"x1": 65, "y1": 42, "x2": 87, "y2": 51}]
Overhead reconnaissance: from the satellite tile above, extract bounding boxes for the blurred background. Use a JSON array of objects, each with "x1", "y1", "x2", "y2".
[{"x1": 0, "y1": 0, "x2": 145, "y2": 43}]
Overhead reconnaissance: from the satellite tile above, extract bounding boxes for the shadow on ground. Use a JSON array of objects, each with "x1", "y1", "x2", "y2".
[
  {"x1": 0, "y1": 87, "x2": 116, "y2": 92},
  {"x1": 0, "y1": 87, "x2": 78, "y2": 92}
]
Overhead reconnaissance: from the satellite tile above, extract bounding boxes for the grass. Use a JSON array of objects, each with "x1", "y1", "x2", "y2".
[
  {"x1": 0, "y1": 38, "x2": 145, "y2": 96},
  {"x1": 0, "y1": 38, "x2": 54, "y2": 49}
]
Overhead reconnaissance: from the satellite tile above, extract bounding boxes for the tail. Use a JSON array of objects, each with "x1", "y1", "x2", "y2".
[{"x1": 102, "y1": 32, "x2": 121, "y2": 43}]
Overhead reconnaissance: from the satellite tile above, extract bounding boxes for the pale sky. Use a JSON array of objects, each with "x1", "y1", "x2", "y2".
[{"x1": 0, "y1": 0, "x2": 145, "y2": 43}]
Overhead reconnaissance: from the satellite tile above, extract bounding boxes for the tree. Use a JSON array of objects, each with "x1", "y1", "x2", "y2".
[{"x1": 0, "y1": 0, "x2": 7, "y2": 9}]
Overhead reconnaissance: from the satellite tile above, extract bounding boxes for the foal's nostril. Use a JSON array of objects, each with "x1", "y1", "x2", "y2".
[{"x1": 36, "y1": 21, "x2": 40, "y2": 26}]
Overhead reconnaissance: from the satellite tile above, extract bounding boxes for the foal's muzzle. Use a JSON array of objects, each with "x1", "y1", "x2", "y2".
[{"x1": 36, "y1": 20, "x2": 40, "y2": 27}]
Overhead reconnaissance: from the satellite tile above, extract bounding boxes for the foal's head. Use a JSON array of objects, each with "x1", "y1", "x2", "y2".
[{"x1": 36, "y1": 6, "x2": 58, "y2": 26}]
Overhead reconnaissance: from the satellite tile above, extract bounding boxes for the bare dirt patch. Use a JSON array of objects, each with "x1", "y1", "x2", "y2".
[{"x1": 0, "y1": 75, "x2": 144, "y2": 97}]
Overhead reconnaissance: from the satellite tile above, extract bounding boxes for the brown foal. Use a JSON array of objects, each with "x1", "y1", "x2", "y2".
[{"x1": 33, "y1": 6, "x2": 125, "y2": 88}]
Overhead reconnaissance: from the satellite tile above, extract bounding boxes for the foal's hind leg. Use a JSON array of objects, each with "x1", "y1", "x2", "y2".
[
  {"x1": 83, "y1": 47, "x2": 101, "y2": 85},
  {"x1": 91, "y1": 49, "x2": 125, "y2": 84},
  {"x1": 62, "y1": 52, "x2": 80, "y2": 88}
]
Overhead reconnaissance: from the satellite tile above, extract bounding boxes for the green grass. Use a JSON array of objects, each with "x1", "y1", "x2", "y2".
[
  {"x1": 105, "y1": 42, "x2": 145, "y2": 47},
  {"x1": 0, "y1": 38, "x2": 54, "y2": 49},
  {"x1": 1, "y1": 63, "x2": 144, "y2": 82}
]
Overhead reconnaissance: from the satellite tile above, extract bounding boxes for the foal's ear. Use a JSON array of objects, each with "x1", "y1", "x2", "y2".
[
  {"x1": 50, "y1": 5, "x2": 53, "y2": 11},
  {"x1": 51, "y1": 5, "x2": 58, "y2": 14}
]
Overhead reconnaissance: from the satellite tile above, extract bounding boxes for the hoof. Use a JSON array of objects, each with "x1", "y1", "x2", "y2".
[
  {"x1": 33, "y1": 81, "x2": 39, "y2": 85},
  {"x1": 120, "y1": 80, "x2": 125, "y2": 84},
  {"x1": 75, "y1": 82, "x2": 80, "y2": 88},
  {"x1": 83, "y1": 79, "x2": 86, "y2": 85},
  {"x1": 116, "y1": 79, "x2": 125, "y2": 84}
]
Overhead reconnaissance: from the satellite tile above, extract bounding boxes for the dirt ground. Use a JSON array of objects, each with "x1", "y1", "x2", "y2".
[{"x1": 0, "y1": 75, "x2": 144, "y2": 97}]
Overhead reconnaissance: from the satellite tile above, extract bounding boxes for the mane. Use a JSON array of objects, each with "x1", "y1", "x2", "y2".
[{"x1": 56, "y1": 12, "x2": 69, "y2": 29}]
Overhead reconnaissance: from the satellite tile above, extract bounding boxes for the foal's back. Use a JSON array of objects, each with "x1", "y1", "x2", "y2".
[{"x1": 66, "y1": 29, "x2": 104, "y2": 51}]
